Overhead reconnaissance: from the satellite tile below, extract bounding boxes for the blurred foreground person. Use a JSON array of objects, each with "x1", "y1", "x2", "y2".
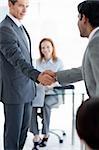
[{"x1": 76, "y1": 99, "x2": 99, "y2": 150}]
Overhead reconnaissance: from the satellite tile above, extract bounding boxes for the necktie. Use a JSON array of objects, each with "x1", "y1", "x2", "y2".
[
  {"x1": 20, "y1": 25, "x2": 24, "y2": 32},
  {"x1": 19, "y1": 25, "x2": 29, "y2": 49},
  {"x1": 19, "y1": 25, "x2": 32, "y2": 64}
]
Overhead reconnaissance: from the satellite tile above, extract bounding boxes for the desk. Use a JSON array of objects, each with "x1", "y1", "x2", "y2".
[
  {"x1": 37, "y1": 84, "x2": 75, "y2": 144},
  {"x1": 53, "y1": 85, "x2": 75, "y2": 145},
  {"x1": 45, "y1": 85, "x2": 75, "y2": 144}
]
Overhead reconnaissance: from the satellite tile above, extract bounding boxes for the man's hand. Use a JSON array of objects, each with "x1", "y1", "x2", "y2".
[
  {"x1": 43, "y1": 70, "x2": 56, "y2": 78},
  {"x1": 37, "y1": 71, "x2": 56, "y2": 86}
]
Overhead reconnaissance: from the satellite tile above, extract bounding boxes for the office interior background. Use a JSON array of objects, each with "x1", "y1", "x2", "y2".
[
  {"x1": 0, "y1": 0, "x2": 88, "y2": 90},
  {"x1": 0, "y1": 0, "x2": 88, "y2": 149}
]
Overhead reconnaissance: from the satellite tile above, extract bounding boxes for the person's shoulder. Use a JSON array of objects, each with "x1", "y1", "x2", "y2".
[
  {"x1": 57, "y1": 57, "x2": 62, "y2": 60},
  {"x1": 0, "y1": 16, "x2": 7, "y2": 27},
  {"x1": 36, "y1": 58, "x2": 42, "y2": 65},
  {"x1": 0, "y1": 15, "x2": 14, "y2": 31},
  {"x1": 36, "y1": 58, "x2": 40, "y2": 62},
  {"x1": 56, "y1": 57, "x2": 63, "y2": 63}
]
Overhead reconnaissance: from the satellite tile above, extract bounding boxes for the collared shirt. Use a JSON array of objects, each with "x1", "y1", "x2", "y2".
[
  {"x1": 89, "y1": 27, "x2": 99, "y2": 42},
  {"x1": 36, "y1": 58, "x2": 64, "y2": 72},
  {"x1": 7, "y1": 13, "x2": 22, "y2": 27},
  {"x1": 7, "y1": 13, "x2": 30, "y2": 50},
  {"x1": 36, "y1": 58, "x2": 64, "y2": 95}
]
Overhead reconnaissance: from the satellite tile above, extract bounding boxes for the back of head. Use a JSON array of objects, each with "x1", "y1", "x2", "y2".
[
  {"x1": 78, "y1": 0, "x2": 99, "y2": 28},
  {"x1": 76, "y1": 98, "x2": 99, "y2": 149}
]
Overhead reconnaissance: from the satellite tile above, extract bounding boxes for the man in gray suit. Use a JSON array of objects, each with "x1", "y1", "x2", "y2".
[
  {"x1": 47, "y1": 0, "x2": 99, "y2": 99},
  {"x1": 0, "y1": 0, "x2": 55, "y2": 150}
]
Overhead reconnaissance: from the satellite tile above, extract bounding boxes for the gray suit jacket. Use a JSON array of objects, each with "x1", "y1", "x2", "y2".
[
  {"x1": 0, "y1": 15, "x2": 40, "y2": 104},
  {"x1": 56, "y1": 30, "x2": 99, "y2": 98}
]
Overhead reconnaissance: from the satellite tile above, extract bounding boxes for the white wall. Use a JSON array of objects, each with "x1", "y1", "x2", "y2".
[
  {"x1": 23, "y1": 0, "x2": 88, "y2": 95},
  {"x1": 0, "y1": 0, "x2": 88, "y2": 95}
]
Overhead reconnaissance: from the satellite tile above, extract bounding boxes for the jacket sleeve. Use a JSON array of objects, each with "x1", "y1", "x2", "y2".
[
  {"x1": 56, "y1": 66, "x2": 83, "y2": 85},
  {"x1": 0, "y1": 26, "x2": 40, "y2": 82}
]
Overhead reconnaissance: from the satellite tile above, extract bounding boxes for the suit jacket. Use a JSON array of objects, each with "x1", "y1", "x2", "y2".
[
  {"x1": 56, "y1": 29, "x2": 99, "y2": 98},
  {"x1": 0, "y1": 15, "x2": 40, "y2": 104}
]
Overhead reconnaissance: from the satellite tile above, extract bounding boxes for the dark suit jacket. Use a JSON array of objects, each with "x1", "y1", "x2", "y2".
[{"x1": 0, "y1": 15, "x2": 40, "y2": 104}]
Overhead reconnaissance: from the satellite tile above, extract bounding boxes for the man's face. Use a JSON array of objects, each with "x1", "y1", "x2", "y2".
[
  {"x1": 77, "y1": 13, "x2": 88, "y2": 37},
  {"x1": 9, "y1": 0, "x2": 29, "y2": 20}
]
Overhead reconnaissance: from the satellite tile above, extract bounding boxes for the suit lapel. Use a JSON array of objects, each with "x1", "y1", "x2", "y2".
[
  {"x1": 6, "y1": 16, "x2": 32, "y2": 65},
  {"x1": 22, "y1": 26, "x2": 32, "y2": 65},
  {"x1": 18, "y1": 26, "x2": 29, "y2": 50}
]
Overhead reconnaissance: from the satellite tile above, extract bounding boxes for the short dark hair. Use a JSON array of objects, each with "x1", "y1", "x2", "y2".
[
  {"x1": 78, "y1": 0, "x2": 99, "y2": 27},
  {"x1": 76, "y1": 98, "x2": 99, "y2": 149},
  {"x1": 9, "y1": 0, "x2": 17, "y2": 5}
]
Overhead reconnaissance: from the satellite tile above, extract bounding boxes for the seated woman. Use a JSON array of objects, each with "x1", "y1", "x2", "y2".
[
  {"x1": 30, "y1": 38, "x2": 64, "y2": 150},
  {"x1": 76, "y1": 98, "x2": 99, "y2": 150}
]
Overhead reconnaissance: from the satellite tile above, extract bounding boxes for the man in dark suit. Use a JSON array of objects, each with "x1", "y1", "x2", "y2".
[{"x1": 0, "y1": 0, "x2": 55, "y2": 149}]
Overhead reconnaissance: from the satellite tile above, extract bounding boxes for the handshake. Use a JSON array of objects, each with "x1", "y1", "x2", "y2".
[{"x1": 37, "y1": 70, "x2": 56, "y2": 86}]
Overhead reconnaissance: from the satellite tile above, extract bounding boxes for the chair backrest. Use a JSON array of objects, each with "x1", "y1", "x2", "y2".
[
  {"x1": 44, "y1": 88, "x2": 64, "y2": 108},
  {"x1": 51, "y1": 85, "x2": 75, "y2": 108},
  {"x1": 51, "y1": 89, "x2": 65, "y2": 108}
]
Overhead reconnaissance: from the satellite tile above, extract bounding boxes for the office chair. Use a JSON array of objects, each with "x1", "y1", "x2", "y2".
[
  {"x1": 48, "y1": 86, "x2": 66, "y2": 144},
  {"x1": 37, "y1": 84, "x2": 75, "y2": 144},
  {"x1": 47, "y1": 85, "x2": 75, "y2": 144}
]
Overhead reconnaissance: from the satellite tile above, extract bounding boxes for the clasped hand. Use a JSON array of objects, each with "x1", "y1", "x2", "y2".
[{"x1": 37, "y1": 70, "x2": 56, "y2": 86}]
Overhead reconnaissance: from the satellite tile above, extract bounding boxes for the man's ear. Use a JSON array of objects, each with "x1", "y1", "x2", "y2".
[
  {"x1": 8, "y1": 1, "x2": 12, "y2": 7},
  {"x1": 82, "y1": 14, "x2": 88, "y2": 24},
  {"x1": 8, "y1": 1, "x2": 14, "y2": 7}
]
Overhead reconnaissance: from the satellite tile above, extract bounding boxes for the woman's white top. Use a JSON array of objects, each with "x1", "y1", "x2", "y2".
[{"x1": 33, "y1": 58, "x2": 64, "y2": 107}]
